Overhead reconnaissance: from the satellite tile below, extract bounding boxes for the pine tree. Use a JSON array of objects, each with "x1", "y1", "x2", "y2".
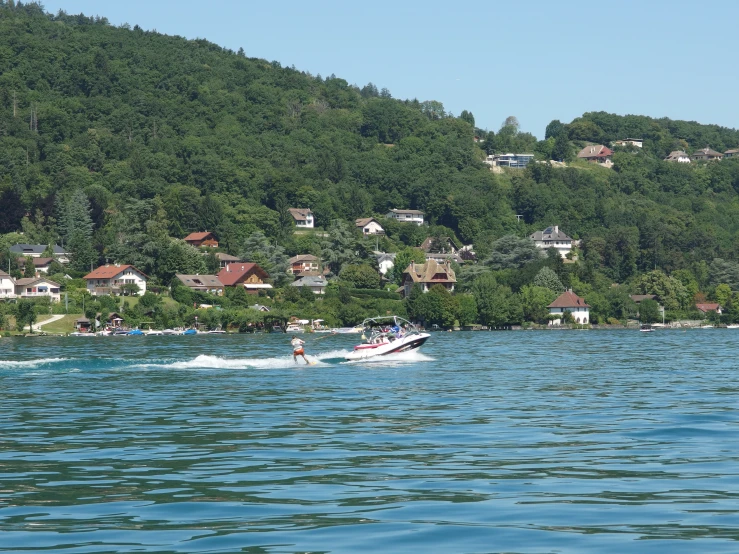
[{"x1": 61, "y1": 189, "x2": 97, "y2": 272}]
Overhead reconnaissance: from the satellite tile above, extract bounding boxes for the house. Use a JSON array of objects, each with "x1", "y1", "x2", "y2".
[
  {"x1": 175, "y1": 274, "x2": 225, "y2": 296},
  {"x1": 420, "y1": 236, "x2": 458, "y2": 254},
  {"x1": 425, "y1": 252, "x2": 464, "y2": 264},
  {"x1": 84, "y1": 264, "x2": 148, "y2": 296},
  {"x1": 375, "y1": 252, "x2": 396, "y2": 275},
  {"x1": 613, "y1": 138, "x2": 643, "y2": 148},
  {"x1": 725, "y1": 149, "x2": 739, "y2": 158},
  {"x1": 289, "y1": 208, "x2": 314, "y2": 229},
  {"x1": 75, "y1": 317, "x2": 92, "y2": 332},
  {"x1": 10, "y1": 244, "x2": 69, "y2": 264},
  {"x1": 355, "y1": 217, "x2": 385, "y2": 235},
  {"x1": 290, "y1": 275, "x2": 328, "y2": 295},
  {"x1": 401, "y1": 259, "x2": 456, "y2": 298},
  {"x1": 250, "y1": 304, "x2": 271, "y2": 312},
  {"x1": 577, "y1": 144, "x2": 614, "y2": 165},
  {"x1": 215, "y1": 252, "x2": 242, "y2": 268},
  {"x1": 0, "y1": 270, "x2": 16, "y2": 300},
  {"x1": 696, "y1": 303, "x2": 722, "y2": 314},
  {"x1": 386, "y1": 209, "x2": 424, "y2": 226},
  {"x1": 486, "y1": 153, "x2": 535, "y2": 168},
  {"x1": 548, "y1": 290, "x2": 590, "y2": 325},
  {"x1": 530, "y1": 225, "x2": 574, "y2": 259},
  {"x1": 288, "y1": 254, "x2": 319, "y2": 275},
  {"x1": 183, "y1": 231, "x2": 219, "y2": 248},
  {"x1": 691, "y1": 147, "x2": 723, "y2": 162},
  {"x1": 664, "y1": 150, "x2": 691, "y2": 163},
  {"x1": 217, "y1": 263, "x2": 272, "y2": 293},
  {"x1": 14, "y1": 277, "x2": 62, "y2": 303},
  {"x1": 30, "y1": 257, "x2": 54, "y2": 274}
]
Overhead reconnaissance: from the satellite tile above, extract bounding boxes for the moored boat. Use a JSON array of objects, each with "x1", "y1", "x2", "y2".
[{"x1": 345, "y1": 316, "x2": 430, "y2": 361}]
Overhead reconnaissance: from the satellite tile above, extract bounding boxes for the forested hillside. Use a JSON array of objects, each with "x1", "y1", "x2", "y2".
[{"x1": 3, "y1": 1, "x2": 739, "y2": 328}]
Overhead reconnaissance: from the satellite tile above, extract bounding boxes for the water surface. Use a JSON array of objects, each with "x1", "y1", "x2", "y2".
[{"x1": 1, "y1": 330, "x2": 738, "y2": 552}]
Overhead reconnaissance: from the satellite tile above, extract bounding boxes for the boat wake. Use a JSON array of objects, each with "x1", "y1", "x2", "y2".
[
  {"x1": 343, "y1": 349, "x2": 435, "y2": 365},
  {"x1": 0, "y1": 357, "x2": 69, "y2": 370},
  {"x1": 133, "y1": 349, "x2": 356, "y2": 370}
]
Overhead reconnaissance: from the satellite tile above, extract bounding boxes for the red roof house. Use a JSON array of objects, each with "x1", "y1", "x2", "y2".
[
  {"x1": 577, "y1": 144, "x2": 614, "y2": 165},
  {"x1": 84, "y1": 264, "x2": 148, "y2": 296},
  {"x1": 548, "y1": 290, "x2": 590, "y2": 325},
  {"x1": 217, "y1": 263, "x2": 272, "y2": 293},
  {"x1": 183, "y1": 231, "x2": 219, "y2": 248},
  {"x1": 696, "y1": 303, "x2": 722, "y2": 314}
]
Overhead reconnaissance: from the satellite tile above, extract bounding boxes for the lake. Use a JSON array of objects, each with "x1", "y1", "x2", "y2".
[{"x1": 1, "y1": 329, "x2": 738, "y2": 553}]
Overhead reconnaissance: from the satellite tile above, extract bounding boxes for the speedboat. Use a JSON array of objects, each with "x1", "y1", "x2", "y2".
[
  {"x1": 345, "y1": 316, "x2": 430, "y2": 361},
  {"x1": 640, "y1": 324, "x2": 654, "y2": 333},
  {"x1": 285, "y1": 323, "x2": 305, "y2": 334}
]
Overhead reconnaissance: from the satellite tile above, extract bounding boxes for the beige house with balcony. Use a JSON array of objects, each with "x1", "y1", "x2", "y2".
[{"x1": 14, "y1": 277, "x2": 61, "y2": 303}]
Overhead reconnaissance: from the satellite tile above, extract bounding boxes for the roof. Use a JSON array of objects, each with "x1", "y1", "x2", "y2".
[
  {"x1": 692, "y1": 147, "x2": 723, "y2": 158},
  {"x1": 288, "y1": 208, "x2": 313, "y2": 221},
  {"x1": 548, "y1": 290, "x2": 590, "y2": 309},
  {"x1": 577, "y1": 145, "x2": 613, "y2": 159},
  {"x1": 291, "y1": 276, "x2": 328, "y2": 287},
  {"x1": 217, "y1": 263, "x2": 269, "y2": 286},
  {"x1": 84, "y1": 264, "x2": 148, "y2": 280},
  {"x1": 15, "y1": 277, "x2": 61, "y2": 287},
  {"x1": 389, "y1": 208, "x2": 424, "y2": 215},
  {"x1": 10, "y1": 244, "x2": 66, "y2": 255},
  {"x1": 725, "y1": 149, "x2": 739, "y2": 154},
  {"x1": 175, "y1": 274, "x2": 224, "y2": 288},
  {"x1": 32, "y1": 257, "x2": 54, "y2": 267},
  {"x1": 696, "y1": 303, "x2": 721, "y2": 312},
  {"x1": 402, "y1": 259, "x2": 456, "y2": 284},
  {"x1": 215, "y1": 253, "x2": 241, "y2": 262},
  {"x1": 0, "y1": 270, "x2": 11, "y2": 279},
  {"x1": 183, "y1": 231, "x2": 216, "y2": 241},
  {"x1": 530, "y1": 226, "x2": 572, "y2": 242},
  {"x1": 665, "y1": 150, "x2": 690, "y2": 160},
  {"x1": 355, "y1": 217, "x2": 382, "y2": 227},
  {"x1": 289, "y1": 254, "x2": 318, "y2": 264},
  {"x1": 375, "y1": 252, "x2": 396, "y2": 261}
]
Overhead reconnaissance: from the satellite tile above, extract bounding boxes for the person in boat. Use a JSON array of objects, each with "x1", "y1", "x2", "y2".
[{"x1": 291, "y1": 335, "x2": 308, "y2": 364}]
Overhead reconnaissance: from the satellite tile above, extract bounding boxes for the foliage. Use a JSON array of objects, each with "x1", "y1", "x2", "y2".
[
  {"x1": 486, "y1": 235, "x2": 542, "y2": 270},
  {"x1": 638, "y1": 298, "x2": 660, "y2": 324}
]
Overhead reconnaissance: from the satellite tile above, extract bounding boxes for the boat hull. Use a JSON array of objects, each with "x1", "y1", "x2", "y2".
[{"x1": 345, "y1": 334, "x2": 429, "y2": 361}]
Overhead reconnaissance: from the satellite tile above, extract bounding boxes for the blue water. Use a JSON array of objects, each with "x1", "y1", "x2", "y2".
[{"x1": 1, "y1": 330, "x2": 739, "y2": 553}]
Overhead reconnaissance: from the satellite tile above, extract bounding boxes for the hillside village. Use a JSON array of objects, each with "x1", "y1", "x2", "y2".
[{"x1": 3, "y1": 4, "x2": 739, "y2": 333}]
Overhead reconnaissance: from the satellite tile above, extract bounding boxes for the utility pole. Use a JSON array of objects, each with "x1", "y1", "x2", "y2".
[{"x1": 12, "y1": 91, "x2": 17, "y2": 118}]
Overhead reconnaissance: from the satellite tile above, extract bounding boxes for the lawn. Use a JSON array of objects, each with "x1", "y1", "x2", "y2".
[{"x1": 39, "y1": 314, "x2": 84, "y2": 335}]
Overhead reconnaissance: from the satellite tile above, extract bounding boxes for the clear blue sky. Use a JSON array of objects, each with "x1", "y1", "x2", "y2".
[{"x1": 42, "y1": 0, "x2": 739, "y2": 138}]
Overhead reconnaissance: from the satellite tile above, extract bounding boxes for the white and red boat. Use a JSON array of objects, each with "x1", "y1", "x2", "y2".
[{"x1": 344, "y1": 316, "x2": 430, "y2": 361}]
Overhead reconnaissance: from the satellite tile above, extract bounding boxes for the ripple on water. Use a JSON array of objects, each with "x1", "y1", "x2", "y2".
[{"x1": 1, "y1": 331, "x2": 739, "y2": 552}]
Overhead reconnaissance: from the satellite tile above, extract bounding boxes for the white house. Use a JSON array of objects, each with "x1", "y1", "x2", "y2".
[
  {"x1": 664, "y1": 150, "x2": 691, "y2": 163},
  {"x1": 10, "y1": 244, "x2": 69, "y2": 264},
  {"x1": 548, "y1": 290, "x2": 590, "y2": 325},
  {"x1": 14, "y1": 277, "x2": 61, "y2": 303},
  {"x1": 289, "y1": 208, "x2": 314, "y2": 229},
  {"x1": 355, "y1": 217, "x2": 385, "y2": 235},
  {"x1": 530, "y1": 225, "x2": 574, "y2": 259},
  {"x1": 375, "y1": 252, "x2": 396, "y2": 275},
  {"x1": 613, "y1": 138, "x2": 643, "y2": 148},
  {"x1": 84, "y1": 264, "x2": 148, "y2": 296},
  {"x1": 0, "y1": 270, "x2": 16, "y2": 300},
  {"x1": 291, "y1": 275, "x2": 328, "y2": 295},
  {"x1": 386, "y1": 209, "x2": 424, "y2": 226}
]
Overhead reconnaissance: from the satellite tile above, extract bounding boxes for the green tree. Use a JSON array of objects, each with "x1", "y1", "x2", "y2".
[
  {"x1": 60, "y1": 189, "x2": 97, "y2": 272},
  {"x1": 638, "y1": 298, "x2": 660, "y2": 324},
  {"x1": 339, "y1": 264, "x2": 381, "y2": 289},
  {"x1": 23, "y1": 257, "x2": 35, "y2": 278},
  {"x1": 486, "y1": 235, "x2": 542, "y2": 270},
  {"x1": 16, "y1": 300, "x2": 37, "y2": 332},
  {"x1": 532, "y1": 267, "x2": 564, "y2": 293},
  {"x1": 520, "y1": 285, "x2": 556, "y2": 323}
]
